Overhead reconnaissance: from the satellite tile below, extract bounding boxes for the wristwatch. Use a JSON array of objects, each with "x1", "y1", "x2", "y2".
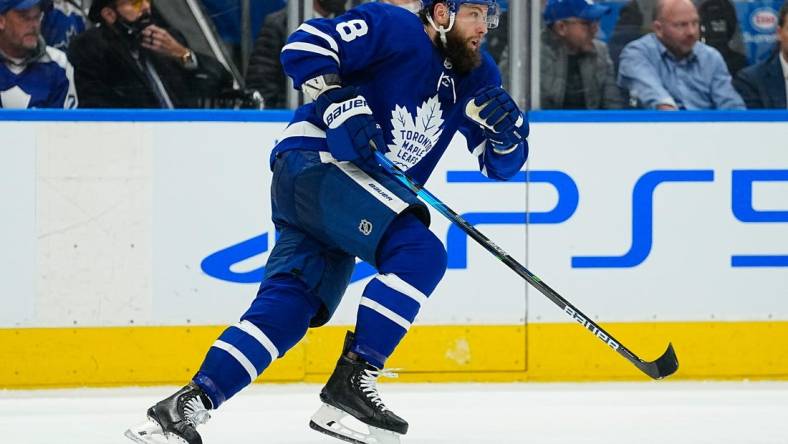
[{"x1": 180, "y1": 50, "x2": 197, "y2": 69}]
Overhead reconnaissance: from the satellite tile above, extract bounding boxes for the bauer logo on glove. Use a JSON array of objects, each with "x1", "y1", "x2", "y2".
[
  {"x1": 314, "y1": 86, "x2": 385, "y2": 169},
  {"x1": 323, "y1": 97, "x2": 374, "y2": 129}
]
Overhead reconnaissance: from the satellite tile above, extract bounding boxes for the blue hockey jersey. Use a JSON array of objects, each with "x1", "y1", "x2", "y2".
[
  {"x1": 0, "y1": 42, "x2": 78, "y2": 109},
  {"x1": 274, "y1": 2, "x2": 526, "y2": 185},
  {"x1": 42, "y1": 0, "x2": 88, "y2": 51}
]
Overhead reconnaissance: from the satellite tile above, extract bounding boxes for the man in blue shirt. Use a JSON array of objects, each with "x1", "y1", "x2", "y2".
[
  {"x1": 0, "y1": 0, "x2": 77, "y2": 108},
  {"x1": 617, "y1": 0, "x2": 744, "y2": 110}
]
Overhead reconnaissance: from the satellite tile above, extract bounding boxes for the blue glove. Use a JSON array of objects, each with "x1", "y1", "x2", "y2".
[
  {"x1": 465, "y1": 86, "x2": 529, "y2": 153},
  {"x1": 314, "y1": 86, "x2": 385, "y2": 169}
]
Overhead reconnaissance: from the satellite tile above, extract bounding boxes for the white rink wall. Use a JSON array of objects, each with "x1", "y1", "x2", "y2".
[
  {"x1": 2, "y1": 113, "x2": 786, "y2": 328},
  {"x1": 1, "y1": 110, "x2": 787, "y2": 386}
]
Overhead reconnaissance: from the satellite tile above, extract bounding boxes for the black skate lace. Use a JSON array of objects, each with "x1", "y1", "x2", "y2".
[
  {"x1": 183, "y1": 396, "x2": 211, "y2": 427},
  {"x1": 359, "y1": 368, "x2": 399, "y2": 412}
]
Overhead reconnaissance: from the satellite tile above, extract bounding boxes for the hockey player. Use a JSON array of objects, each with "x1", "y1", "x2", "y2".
[{"x1": 125, "y1": 1, "x2": 528, "y2": 443}]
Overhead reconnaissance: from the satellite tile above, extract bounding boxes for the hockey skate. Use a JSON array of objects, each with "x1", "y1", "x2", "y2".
[
  {"x1": 124, "y1": 382, "x2": 212, "y2": 444},
  {"x1": 310, "y1": 332, "x2": 407, "y2": 444}
]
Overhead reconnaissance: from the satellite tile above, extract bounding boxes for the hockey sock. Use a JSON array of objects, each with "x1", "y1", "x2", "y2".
[
  {"x1": 352, "y1": 213, "x2": 447, "y2": 368},
  {"x1": 194, "y1": 275, "x2": 321, "y2": 408}
]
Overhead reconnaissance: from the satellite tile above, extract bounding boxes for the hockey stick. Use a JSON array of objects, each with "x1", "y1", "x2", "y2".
[{"x1": 371, "y1": 146, "x2": 679, "y2": 380}]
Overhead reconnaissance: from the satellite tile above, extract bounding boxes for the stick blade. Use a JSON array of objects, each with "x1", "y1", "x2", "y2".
[{"x1": 636, "y1": 343, "x2": 679, "y2": 380}]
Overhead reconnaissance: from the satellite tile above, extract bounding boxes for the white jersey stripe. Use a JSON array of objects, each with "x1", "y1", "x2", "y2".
[
  {"x1": 375, "y1": 273, "x2": 428, "y2": 306},
  {"x1": 281, "y1": 42, "x2": 340, "y2": 64},
  {"x1": 277, "y1": 121, "x2": 326, "y2": 143},
  {"x1": 297, "y1": 23, "x2": 339, "y2": 53},
  {"x1": 492, "y1": 144, "x2": 518, "y2": 155},
  {"x1": 235, "y1": 320, "x2": 279, "y2": 361},
  {"x1": 320, "y1": 152, "x2": 409, "y2": 214},
  {"x1": 213, "y1": 340, "x2": 258, "y2": 383},
  {"x1": 236, "y1": 320, "x2": 280, "y2": 360},
  {"x1": 360, "y1": 297, "x2": 411, "y2": 330},
  {"x1": 44, "y1": 47, "x2": 78, "y2": 109}
]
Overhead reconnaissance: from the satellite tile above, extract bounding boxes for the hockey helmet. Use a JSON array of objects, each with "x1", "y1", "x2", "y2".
[{"x1": 421, "y1": 0, "x2": 500, "y2": 29}]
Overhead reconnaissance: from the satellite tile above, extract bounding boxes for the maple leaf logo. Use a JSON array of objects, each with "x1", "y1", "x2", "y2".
[
  {"x1": 386, "y1": 95, "x2": 444, "y2": 170},
  {"x1": 1, "y1": 86, "x2": 32, "y2": 109}
]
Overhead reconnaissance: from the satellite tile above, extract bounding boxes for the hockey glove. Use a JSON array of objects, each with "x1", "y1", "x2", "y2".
[
  {"x1": 314, "y1": 86, "x2": 384, "y2": 170},
  {"x1": 465, "y1": 86, "x2": 529, "y2": 154}
]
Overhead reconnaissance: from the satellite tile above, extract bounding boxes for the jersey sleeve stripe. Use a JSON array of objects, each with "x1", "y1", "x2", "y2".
[
  {"x1": 297, "y1": 23, "x2": 340, "y2": 53},
  {"x1": 277, "y1": 121, "x2": 326, "y2": 143},
  {"x1": 281, "y1": 42, "x2": 340, "y2": 65}
]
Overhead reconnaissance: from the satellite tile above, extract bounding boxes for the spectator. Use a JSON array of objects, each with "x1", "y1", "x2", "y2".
[
  {"x1": 617, "y1": 0, "x2": 744, "y2": 109},
  {"x1": 68, "y1": 0, "x2": 231, "y2": 108},
  {"x1": 541, "y1": 0, "x2": 625, "y2": 109},
  {"x1": 245, "y1": 0, "x2": 346, "y2": 109},
  {"x1": 0, "y1": 0, "x2": 77, "y2": 108},
  {"x1": 608, "y1": 0, "x2": 746, "y2": 76},
  {"x1": 733, "y1": 2, "x2": 788, "y2": 109},
  {"x1": 608, "y1": 0, "x2": 655, "y2": 70},
  {"x1": 41, "y1": 0, "x2": 87, "y2": 50}
]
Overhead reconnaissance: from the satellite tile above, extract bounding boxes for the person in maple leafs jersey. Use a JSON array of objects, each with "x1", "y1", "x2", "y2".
[
  {"x1": 124, "y1": 2, "x2": 528, "y2": 444},
  {"x1": 0, "y1": 0, "x2": 77, "y2": 109}
]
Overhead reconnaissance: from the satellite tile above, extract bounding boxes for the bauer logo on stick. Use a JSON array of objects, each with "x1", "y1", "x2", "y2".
[{"x1": 564, "y1": 306, "x2": 621, "y2": 350}]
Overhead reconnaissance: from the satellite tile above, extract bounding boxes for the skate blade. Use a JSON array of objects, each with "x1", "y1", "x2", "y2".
[
  {"x1": 310, "y1": 404, "x2": 401, "y2": 444},
  {"x1": 124, "y1": 418, "x2": 180, "y2": 444}
]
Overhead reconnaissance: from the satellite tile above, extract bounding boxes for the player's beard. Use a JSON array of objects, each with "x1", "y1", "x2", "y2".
[{"x1": 439, "y1": 28, "x2": 482, "y2": 75}]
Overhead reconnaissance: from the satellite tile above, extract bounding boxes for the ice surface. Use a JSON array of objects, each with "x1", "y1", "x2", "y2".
[{"x1": 1, "y1": 381, "x2": 787, "y2": 444}]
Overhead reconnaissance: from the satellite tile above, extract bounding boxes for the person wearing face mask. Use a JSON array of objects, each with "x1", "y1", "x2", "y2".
[
  {"x1": 246, "y1": 0, "x2": 347, "y2": 109},
  {"x1": 67, "y1": 0, "x2": 232, "y2": 108}
]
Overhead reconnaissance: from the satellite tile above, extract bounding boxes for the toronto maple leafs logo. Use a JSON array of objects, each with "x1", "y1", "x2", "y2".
[
  {"x1": 386, "y1": 95, "x2": 445, "y2": 170},
  {"x1": 1, "y1": 86, "x2": 32, "y2": 109}
]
